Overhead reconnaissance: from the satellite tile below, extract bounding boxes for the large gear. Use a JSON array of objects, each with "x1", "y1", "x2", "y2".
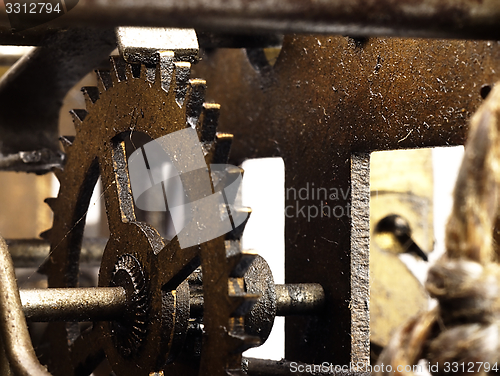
[{"x1": 39, "y1": 53, "x2": 260, "y2": 376}]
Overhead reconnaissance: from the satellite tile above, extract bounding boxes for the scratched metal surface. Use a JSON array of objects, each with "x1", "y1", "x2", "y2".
[{"x1": 192, "y1": 35, "x2": 500, "y2": 365}]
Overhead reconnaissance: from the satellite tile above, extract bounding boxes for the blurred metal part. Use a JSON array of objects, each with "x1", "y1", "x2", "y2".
[
  {"x1": 1, "y1": 0, "x2": 500, "y2": 39},
  {"x1": 7, "y1": 238, "x2": 106, "y2": 268},
  {"x1": 0, "y1": 26, "x2": 60, "y2": 46},
  {"x1": 0, "y1": 236, "x2": 52, "y2": 376},
  {"x1": 0, "y1": 27, "x2": 116, "y2": 173},
  {"x1": 0, "y1": 336, "x2": 13, "y2": 376},
  {"x1": 275, "y1": 284, "x2": 325, "y2": 316},
  {"x1": 0, "y1": 29, "x2": 283, "y2": 49},
  {"x1": 0, "y1": 149, "x2": 64, "y2": 173},
  {"x1": 197, "y1": 32, "x2": 283, "y2": 49},
  {"x1": 20, "y1": 287, "x2": 127, "y2": 322},
  {"x1": 116, "y1": 27, "x2": 199, "y2": 65}
]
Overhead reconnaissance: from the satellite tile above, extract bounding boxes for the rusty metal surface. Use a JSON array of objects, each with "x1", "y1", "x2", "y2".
[
  {"x1": 2, "y1": 0, "x2": 500, "y2": 39},
  {"x1": 191, "y1": 35, "x2": 500, "y2": 366},
  {"x1": 0, "y1": 27, "x2": 115, "y2": 172},
  {"x1": 0, "y1": 236, "x2": 52, "y2": 376},
  {"x1": 349, "y1": 154, "x2": 370, "y2": 365}
]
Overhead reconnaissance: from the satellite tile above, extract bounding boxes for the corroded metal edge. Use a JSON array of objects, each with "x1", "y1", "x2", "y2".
[{"x1": 350, "y1": 153, "x2": 370, "y2": 366}]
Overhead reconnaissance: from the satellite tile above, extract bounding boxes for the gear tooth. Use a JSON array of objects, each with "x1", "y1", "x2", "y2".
[
  {"x1": 59, "y1": 135, "x2": 75, "y2": 150},
  {"x1": 185, "y1": 79, "x2": 207, "y2": 128},
  {"x1": 199, "y1": 103, "x2": 220, "y2": 142},
  {"x1": 44, "y1": 197, "x2": 58, "y2": 211},
  {"x1": 39, "y1": 228, "x2": 52, "y2": 240},
  {"x1": 228, "y1": 277, "x2": 245, "y2": 296},
  {"x1": 213, "y1": 133, "x2": 233, "y2": 164},
  {"x1": 156, "y1": 51, "x2": 175, "y2": 93},
  {"x1": 110, "y1": 56, "x2": 127, "y2": 83},
  {"x1": 227, "y1": 332, "x2": 261, "y2": 354},
  {"x1": 70, "y1": 109, "x2": 88, "y2": 127},
  {"x1": 173, "y1": 61, "x2": 191, "y2": 107},
  {"x1": 227, "y1": 249, "x2": 258, "y2": 278},
  {"x1": 140, "y1": 63, "x2": 156, "y2": 83},
  {"x1": 81, "y1": 86, "x2": 100, "y2": 108},
  {"x1": 229, "y1": 294, "x2": 260, "y2": 317},
  {"x1": 126, "y1": 62, "x2": 141, "y2": 80},
  {"x1": 96, "y1": 70, "x2": 113, "y2": 93}
]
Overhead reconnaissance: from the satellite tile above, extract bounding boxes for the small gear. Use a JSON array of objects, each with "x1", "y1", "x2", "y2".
[
  {"x1": 109, "y1": 254, "x2": 148, "y2": 358},
  {"x1": 39, "y1": 52, "x2": 259, "y2": 376}
]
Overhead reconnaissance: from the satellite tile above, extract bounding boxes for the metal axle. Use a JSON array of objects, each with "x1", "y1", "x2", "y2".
[
  {"x1": 20, "y1": 283, "x2": 324, "y2": 322},
  {"x1": 20, "y1": 287, "x2": 128, "y2": 322}
]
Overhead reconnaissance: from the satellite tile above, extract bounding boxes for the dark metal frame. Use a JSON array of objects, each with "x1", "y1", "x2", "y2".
[{"x1": 1, "y1": 0, "x2": 500, "y2": 39}]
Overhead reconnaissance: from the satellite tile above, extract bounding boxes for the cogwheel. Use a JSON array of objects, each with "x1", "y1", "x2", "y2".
[{"x1": 38, "y1": 52, "x2": 259, "y2": 376}]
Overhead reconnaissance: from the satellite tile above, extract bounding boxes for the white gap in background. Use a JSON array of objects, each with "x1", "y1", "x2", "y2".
[
  {"x1": 50, "y1": 173, "x2": 59, "y2": 198},
  {"x1": 0, "y1": 46, "x2": 34, "y2": 56},
  {"x1": 0, "y1": 46, "x2": 35, "y2": 69},
  {"x1": 51, "y1": 174, "x2": 102, "y2": 237},
  {"x1": 84, "y1": 178, "x2": 102, "y2": 237},
  {"x1": 241, "y1": 157, "x2": 285, "y2": 361},
  {"x1": 431, "y1": 146, "x2": 464, "y2": 262}
]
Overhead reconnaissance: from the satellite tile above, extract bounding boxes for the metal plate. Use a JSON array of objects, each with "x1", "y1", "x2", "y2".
[{"x1": 192, "y1": 35, "x2": 500, "y2": 366}]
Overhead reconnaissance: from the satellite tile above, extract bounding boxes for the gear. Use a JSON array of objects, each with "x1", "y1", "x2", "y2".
[
  {"x1": 109, "y1": 254, "x2": 149, "y2": 358},
  {"x1": 39, "y1": 53, "x2": 259, "y2": 376}
]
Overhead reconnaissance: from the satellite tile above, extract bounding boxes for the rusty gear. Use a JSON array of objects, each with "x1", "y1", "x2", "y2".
[{"x1": 39, "y1": 53, "x2": 259, "y2": 376}]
